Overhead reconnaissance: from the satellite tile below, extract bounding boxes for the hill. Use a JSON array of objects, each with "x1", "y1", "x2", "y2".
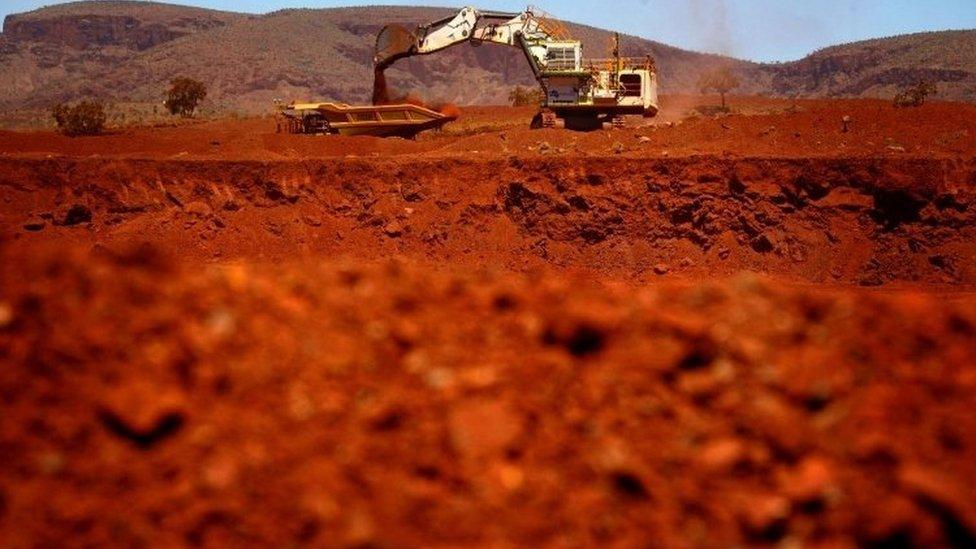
[
  {"x1": 0, "y1": 3, "x2": 750, "y2": 115},
  {"x1": 768, "y1": 30, "x2": 976, "y2": 102},
  {"x1": 0, "y1": 1, "x2": 973, "y2": 120}
]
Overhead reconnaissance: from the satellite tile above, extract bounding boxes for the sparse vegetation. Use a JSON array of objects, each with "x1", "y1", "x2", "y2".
[
  {"x1": 697, "y1": 67, "x2": 741, "y2": 110},
  {"x1": 509, "y1": 86, "x2": 545, "y2": 107},
  {"x1": 894, "y1": 81, "x2": 937, "y2": 108},
  {"x1": 4, "y1": 5, "x2": 976, "y2": 120},
  {"x1": 52, "y1": 100, "x2": 107, "y2": 136},
  {"x1": 165, "y1": 78, "x2": 208, "y2": 118}
]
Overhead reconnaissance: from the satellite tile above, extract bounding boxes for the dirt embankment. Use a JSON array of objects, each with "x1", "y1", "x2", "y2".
[
  {"x1": 2, "y1": 156, "x2": 975, "y2": 286},
  {"x1": 2, "y1": 246, "x2": 975, "y2": 547}
]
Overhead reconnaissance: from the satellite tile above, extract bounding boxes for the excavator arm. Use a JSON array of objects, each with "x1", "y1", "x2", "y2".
[{"x1": 374, "y1": 6, "x2": 555, "y2": 79}]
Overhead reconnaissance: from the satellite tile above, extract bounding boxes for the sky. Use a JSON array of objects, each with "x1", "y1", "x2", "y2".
[{"x1": 2, "y1": 0, "x2": 976, "y2": 62}]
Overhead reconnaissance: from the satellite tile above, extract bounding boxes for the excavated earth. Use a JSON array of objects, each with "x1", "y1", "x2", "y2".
[{"x1": 2, "y1": 98, "x2": 976, "y2": 546}]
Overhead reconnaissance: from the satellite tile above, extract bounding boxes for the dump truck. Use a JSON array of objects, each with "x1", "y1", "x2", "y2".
[
  {"x1": 276, "y1": 101, "x2": 456, "y2": 137},
  {"x1": 374, "y1": 6, "x2": 659, "y2": 130}
]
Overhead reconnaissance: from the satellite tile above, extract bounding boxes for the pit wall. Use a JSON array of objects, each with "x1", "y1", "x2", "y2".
[{"x1": 2, "y1": 156, "x2": 974, "y2": 286}]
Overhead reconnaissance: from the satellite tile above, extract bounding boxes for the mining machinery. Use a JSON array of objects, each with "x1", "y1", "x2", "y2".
[{"x1": 374, "y1": 6, "x2": 659, "y2": 130}]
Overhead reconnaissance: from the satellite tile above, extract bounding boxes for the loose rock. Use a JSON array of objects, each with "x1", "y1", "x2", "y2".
[
  {"x1": 782, "y1": 456, "x2": 835, "y2": 504},
  {"x1": 384, "y1": 220, "x2": 403, "y2": 237},
  {"x1": 741, "y1": 494, "x2": 790, "y2": 539},
  {"x1": 699, "y1": 437, "x2": 747, "y2": 473},
  {"x1": 23, "y1": 218, "x2": 45, "y2": 232},
  {"x1": 185, "y1": 201, "x2": 212, "y2": 218}
]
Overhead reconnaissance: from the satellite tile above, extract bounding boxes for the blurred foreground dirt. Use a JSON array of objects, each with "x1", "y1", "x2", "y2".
[{"x1": 2, "y1": 247, "x2": 975, "y2": 546}]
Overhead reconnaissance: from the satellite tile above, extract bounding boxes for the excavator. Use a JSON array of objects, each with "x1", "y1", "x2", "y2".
[{"x1": 373, "y1": 6, "x2": 660, "y2": 130}]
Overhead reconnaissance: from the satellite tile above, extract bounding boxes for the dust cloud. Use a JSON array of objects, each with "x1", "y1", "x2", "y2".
[{"x1": 688, "y1": 0, "x2": 736, "y2": 56}]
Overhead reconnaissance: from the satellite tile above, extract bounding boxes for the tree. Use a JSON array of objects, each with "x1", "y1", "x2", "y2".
[
  {"x1": 697, "y1": 66, "x2": 741, "y2": 110},
  {"x1": 894, "y1": 81, "x2": 937, "y2": 108},
  {"x1": 509, "y1": 85, "x2": 545, "y2": 107},
  {"x1": 52, "y1": 100, "x2": 107, "y2": 136},
  {"x1": 165, "y1": 78, "x2": 207, "y2": 118}
]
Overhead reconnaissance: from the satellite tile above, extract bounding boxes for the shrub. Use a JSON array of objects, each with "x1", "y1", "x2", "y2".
[
  {"x1": 52, "y1": 100, "x2": 107, "y2": 136},
  {"x1": 509, "y1": 85, "x2": 545, "y2": 107},
  {"x1": 165, "y1": 78, "x2": 207, "y2": 118},
  {"x1": 894, "y1": 81, "x2": 937, "y2": 108},
  {"x1": 698, "y1": 66, "x2": 741, "y2": 110}
]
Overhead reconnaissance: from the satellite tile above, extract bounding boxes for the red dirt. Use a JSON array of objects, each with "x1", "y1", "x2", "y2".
[
  {"x1": 2, "y1": 96, "x2": 976, "y2": 546},
  {"x1": 436, "y1": 103, "x2": 462, "y2": 119},
  {"x1": 3, "y1": 97, "x2": 976, "y2": 160},
  {"x1": 373, "y1": 66, "x2": 392, "y2": 106}
]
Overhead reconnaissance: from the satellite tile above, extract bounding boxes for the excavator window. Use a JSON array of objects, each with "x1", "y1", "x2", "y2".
[
  {"x1": 620, "y1": 74, "x2": 642, "y2": 97},
  {"x1": 546, "y1": 47, "x2": 577, "y2": 71}
]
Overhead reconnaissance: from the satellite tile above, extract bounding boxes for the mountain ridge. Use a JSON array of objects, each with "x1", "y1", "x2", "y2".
[{"x1": 1, "y1": 1, "x2": 973, "y2": 119}]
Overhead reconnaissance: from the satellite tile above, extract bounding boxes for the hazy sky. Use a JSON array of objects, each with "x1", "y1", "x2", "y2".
[{"x1": 3, "y1": 0, "x2": 975, "y2": 61}]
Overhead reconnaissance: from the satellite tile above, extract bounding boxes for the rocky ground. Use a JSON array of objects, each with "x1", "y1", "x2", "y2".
[{"x1": 1, "y1": 97, "x2": 975, "y2": 546}]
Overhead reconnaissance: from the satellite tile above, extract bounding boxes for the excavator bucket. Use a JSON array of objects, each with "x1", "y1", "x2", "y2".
[{"x1": 374, "y1": 24, "x2": 418, "y2": 68}]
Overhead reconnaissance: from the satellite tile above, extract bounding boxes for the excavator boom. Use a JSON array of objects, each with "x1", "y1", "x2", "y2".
[{"x1": 374, "y1": 7, "x2": 549, "y2": 70}]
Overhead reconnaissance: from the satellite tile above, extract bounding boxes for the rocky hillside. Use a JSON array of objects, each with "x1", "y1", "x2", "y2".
[
  {"x1": 769, "y1": 30, "x2": 976, "y2": 102},
  {"x1": 0, "y1": 1, "x2": 972, "y2": 118},
  {"x1": 1, "y1": 1, "x2": 245, "y2": 49},
  {"x1": 0, "y1": 2, "x2": 749, "y2": 115},
  {"x1": 0, "y1": 1, "x2": 248, "y2": 111}
]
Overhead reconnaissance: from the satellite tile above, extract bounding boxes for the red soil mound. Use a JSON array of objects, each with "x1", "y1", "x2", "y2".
[{"x1": 1, "y1": 246, "x2": 975, "y2": 546}]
